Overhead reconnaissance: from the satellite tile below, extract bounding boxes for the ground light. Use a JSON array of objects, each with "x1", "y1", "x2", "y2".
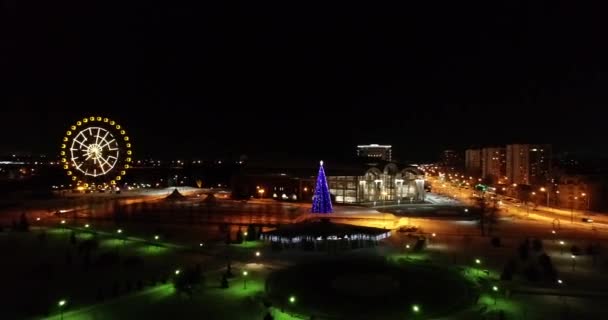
[
  {"x1": 412, "y1": 304, "x2": 420, "y2": 313},
  {"x1": 571, "y1": 255, "x2": 576, "y2": 271},
  {"x1": 154, "y1": 235, "x2": 159, "y2": 240},
  {"x1": 117, "y1": 229, "x2": 122, "y2": 234},
  {"x1": 492, "y1": 285, "x2": 499, "y2": 305},
  {"x1": 199, "y1": 242, "x2": 204, "y2": 247},
  {"x1": 84, "y1": 224, "x2": 90, "y2": 228},
  {"x1": 557, "y1": 279, "x2": 563, "y2": 284},
  {"x1": 175, "y1": 269, "x2": 180, "y2": 275},
  {"x1": 474, "y1": 259, "x2": 482, "y2": 276},
  {"x1": 242, "y1": 270, "x2": 248, "y2": 289},
  {"x1": 255, "y1": 251, "x2": 261, "y2": 257},
  {"x1": 61, "y1": 220, "x2": 66, "y2": 224},
  {"x1": 58, "y1": 299, "x2": 67, "y2": 320}
]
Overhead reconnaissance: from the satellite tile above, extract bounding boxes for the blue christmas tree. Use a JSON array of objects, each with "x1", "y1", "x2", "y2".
[{"x1": 311, "y1": 160, "x2": 333, "y2": 213}]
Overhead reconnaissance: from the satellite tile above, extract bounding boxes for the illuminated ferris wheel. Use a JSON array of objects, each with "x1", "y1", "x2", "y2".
[{"x1": 60, "y1": 116, "x2": 132, "y2": 187}]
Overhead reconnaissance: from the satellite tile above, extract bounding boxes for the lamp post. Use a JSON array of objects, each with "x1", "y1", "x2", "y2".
[
  {"x1": 412, "y1": 304, "x2": 420, "y2": 314},
  {"x1": 58, "y1": 299, "x2": 67, "y2": 320},
  {"x1": 258, "y1": 189, "x2": 265, "y2": 199},
  {"x1": 492, "y1": 285, "x2": 499, "y2": 305},
  {"x1": 571, "y1": 196, "x2": 578, "y2": 223},
  {"x1": 559, "y1": 240, "x2": 565, "y2": 255},
  {"x1": 540, "y1": 187, "x2": 549, "y2": 206},
  {"x1": 242, "y1": 270, "x2": 248, "y2": 289},
  {"x1": 571, "y1": 255, "x2": 576, "y2": 271}
]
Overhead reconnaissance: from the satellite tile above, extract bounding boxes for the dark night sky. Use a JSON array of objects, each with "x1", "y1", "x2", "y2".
[{"x1": 2, "y1": 1, "x2": 608, "y2": 162}]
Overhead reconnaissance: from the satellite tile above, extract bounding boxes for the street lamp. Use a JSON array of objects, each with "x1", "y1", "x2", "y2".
[
  {"x1": 258, "y1": 189, "x2": 265, "y2": 199},
  {"x1": 58, "y1": 299, "x2": 67, "y2": 320},
  {"x1": 571, "y1": 255, "x2": 576, "y2": 271},
  {"x1": 84, "y1": 224, "x2": 90, "y2": 228},
  {"x1": 492, "y1": 285, "x2": 499, "y2": 304},
  {"x1": 540, "y1": 187, "x2": 549, "y2": 206},
  {"x1": 559, "y1": 240, "x2": 565, "y2": 255},
  {"x1": 175, "y1": 269, "x2": 181, "y2": 275},
  {"x1": 289, "y1": 295, "x2": 296, "y2": 304},
  {"x1": 255, "y1": 251, "x2": 261, "y2": 257},
  {"x1": 412, "y1": 304, "x2": 420, "y2": 313},
  {"x1": 154, "y1": 235, "x2": 159, "y2": 240},
  {"x1": 242, "y1": 270, "x2": 248, "y2": 289}
]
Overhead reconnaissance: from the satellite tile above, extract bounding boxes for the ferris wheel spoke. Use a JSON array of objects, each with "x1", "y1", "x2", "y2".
[
  {"x1": 99, "y1": 139, "x2": 115, "y2": 150},
  {"x1": 95, "y1": 128, "x2": 101, "y2": 145},
  {"x1": 74, "y1": 139, "x2": 88, "y2": 149},
  {"x1": 99, "y1": 156, "x2": 112, "y2": 172}
]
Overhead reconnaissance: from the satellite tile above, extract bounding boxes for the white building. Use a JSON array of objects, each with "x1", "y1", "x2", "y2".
[{"x1": 356, "y1": 144, "x2": 392, "y2": 162}]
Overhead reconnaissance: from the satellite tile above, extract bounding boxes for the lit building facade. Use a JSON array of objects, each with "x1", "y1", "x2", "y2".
[
  {"x1": 327, "y1": 163, "x2": 425, "y2": 204},
  {"x1": 506, "y1": 144, "x2": 552, "y2": 186},
  {"x1": 356, "y1": 144, "x2": 392, "y2": 161},
  {"x1": 465, "y1": 149, "x2": 482, "y2": 176},
  {"x1": 481, "y1": 147, "x2": 506, "y2": 183},
  {"x1": 439, "y1": 150, "x2": 463, "y2": 173}
]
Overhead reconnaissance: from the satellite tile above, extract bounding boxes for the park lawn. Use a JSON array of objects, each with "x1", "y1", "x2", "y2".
[
  {"x1": 44, "y1": 268, "x2": 273, "y2": 320},
  {"x1": 1, "y1": 227, "x2": 206, "y2": 319}
]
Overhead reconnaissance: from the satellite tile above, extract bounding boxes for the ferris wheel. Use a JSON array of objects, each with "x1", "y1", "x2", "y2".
[{"x1": 61, "y1": 116, "x2": 132, "y2": 187}]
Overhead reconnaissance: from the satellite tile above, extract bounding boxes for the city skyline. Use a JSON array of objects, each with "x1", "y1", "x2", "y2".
[{"x1": 0, "y1": 109, "x2": 604, "y2": 163}]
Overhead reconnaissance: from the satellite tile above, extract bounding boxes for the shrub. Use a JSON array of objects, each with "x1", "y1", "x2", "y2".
[
  {"x1": 96, "y1": 252, "x2": 120, "y2": 267},
  {"x1": 571, "y1": 245, "x2": 581, "y2": 256},
  {"x1": 532, "y1": 238, "x2": 543, "y2": 252},
  {"x1": 123, "y1": 256, "x2": 144, "y2": 268},
  {"x1": 523, "y1": 265, "x2": 541, "y2": 282},
  {"x1": 491, "y1": 237, "x2": 501, "y2": 247},
  {"x1": 236, "y1": 230, "x2": 244, "y2": 244},
  {"x1": 518, "y1": 242, "x2": 529, "y2": 260},
  {"x1": 538, "y1": 253, "x2": 557, "y2": 282},
  {"x1": 413, "y1": 238, "x2": 426, "y2": 252}
]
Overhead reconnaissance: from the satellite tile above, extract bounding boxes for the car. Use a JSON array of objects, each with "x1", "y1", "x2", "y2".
[{"x1": 581, "y1": 218, "x2": 594, "y2": 223}]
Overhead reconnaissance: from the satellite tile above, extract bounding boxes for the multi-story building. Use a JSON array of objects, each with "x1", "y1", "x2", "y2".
[
  {"x1": 356, "y1": 144, "x2": 392, "y2": 161},
  {"x1": 439, "y1": 150, "x2": 463, "y2": 173},
  {"x1": 465, "y1": 149, "x2": 482, "y2": 176},
  {"x1": 481, "y1": 147, "x2": 506, "y2": 183},
  {"x1": 506, "y1": 144, "x2": 552, "y2": 186}
]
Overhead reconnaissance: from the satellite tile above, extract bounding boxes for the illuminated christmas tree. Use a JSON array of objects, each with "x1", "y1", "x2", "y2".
[{"x1": 311, "y1": 160, "x2": 333, "y2": 213}]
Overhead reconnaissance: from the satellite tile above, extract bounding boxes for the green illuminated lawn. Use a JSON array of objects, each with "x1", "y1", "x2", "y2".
[
  {"x1": 266, "y1": 257, "x2": 476, "y2": 319},
  {"x1": 232, "y1": 240, "x2": 265, "y2": 249},
  {"x1": 1, "y1": 226, "x2": 188, "y2": 320}
]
